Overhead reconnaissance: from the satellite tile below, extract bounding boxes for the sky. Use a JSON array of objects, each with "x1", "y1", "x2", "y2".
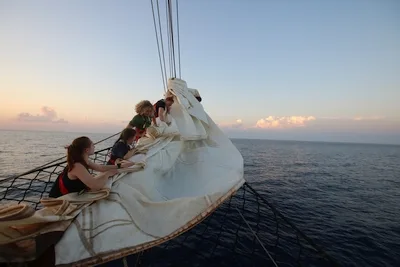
[{"x1": 0, "y1": 0, "x2": 399, "y2": 144}]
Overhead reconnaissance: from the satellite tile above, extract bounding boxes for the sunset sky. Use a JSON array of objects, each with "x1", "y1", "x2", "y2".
[{"x1": 1, "y1": 1, "x2": 399, "y2": 144}]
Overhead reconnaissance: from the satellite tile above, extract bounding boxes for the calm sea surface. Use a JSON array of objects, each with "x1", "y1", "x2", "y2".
[{"x1": 0, "y1": 130, "x2": 399, "y2": 266}]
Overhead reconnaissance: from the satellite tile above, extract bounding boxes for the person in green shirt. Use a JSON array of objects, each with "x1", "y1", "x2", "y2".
[{"x1": 127, "y1": 100, "x2": 154, "y2": 141}]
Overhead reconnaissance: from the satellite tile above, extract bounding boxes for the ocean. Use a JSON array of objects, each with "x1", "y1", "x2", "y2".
[{"x1": 1, "y1": 130, "x2": 399, "y2": 267}]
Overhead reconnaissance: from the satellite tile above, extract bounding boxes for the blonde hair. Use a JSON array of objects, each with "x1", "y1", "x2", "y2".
[{"x1": 135, "y1": 100, "x2": 153, "y2": 115}]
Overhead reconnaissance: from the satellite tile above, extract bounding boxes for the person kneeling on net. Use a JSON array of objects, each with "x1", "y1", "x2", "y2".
[
  {"x1": 152, "y1": 95, "x2": 174, "y2": 126},
  {"x1": 48, "y1": 136, "x2": 134, "y2": 198},
  {"x1": 127, "y1": 100, "x2": 154, "y2": 141},
  {"x1": 107, "y1": 128, "x2": 138, "y2": 165}
]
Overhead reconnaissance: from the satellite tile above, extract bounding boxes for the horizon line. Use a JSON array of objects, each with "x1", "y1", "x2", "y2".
[{"x1": 1, "y1": 128, "x2": 399, "y2": 147}]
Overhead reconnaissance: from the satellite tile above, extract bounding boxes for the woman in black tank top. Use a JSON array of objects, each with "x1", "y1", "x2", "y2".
[
  {"x1": 152, "y1": 95, "x2": 174, "y2": 126},
  {"x1": 48, "y1": 136, "x2": 135, "y2": 198}
]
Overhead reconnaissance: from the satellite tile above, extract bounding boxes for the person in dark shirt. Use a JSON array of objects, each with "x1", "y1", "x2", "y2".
[
  {"x1": 107, "y1": 128, "x2": 137, "y2": 165},
  {"x1": 49, "y1": 136, "x2": 134, "y2": 198},
  {"x1": 127, "y1": 100, "x2": 154, "y2": 141},
  {"x1": 152, "y1": 96, "x2": 174, "y2": 126}
]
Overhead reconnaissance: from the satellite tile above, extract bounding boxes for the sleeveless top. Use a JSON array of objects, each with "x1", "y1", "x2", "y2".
[
  {"x1": 48, "y1": 167, "x2": 88, "y2": 198},
  {"x1": 154, "y1": 99, "x2": 166, "y2": 118}
]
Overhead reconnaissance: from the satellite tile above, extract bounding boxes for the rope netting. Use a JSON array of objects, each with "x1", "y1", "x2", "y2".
[
  {"x1": 0, "y1": 147, "x2": 111, "y2": 211},
  {"x1": 99, "y1": 183, "x2": 339, "y2": 267},
  {"x1": 0, "y1": 135, "x2": 339, "y2": 267}
]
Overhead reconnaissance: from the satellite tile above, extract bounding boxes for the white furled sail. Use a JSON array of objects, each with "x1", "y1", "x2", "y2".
[{"x1": 54, "y1": 78, "x2": 245, "y2": 266}]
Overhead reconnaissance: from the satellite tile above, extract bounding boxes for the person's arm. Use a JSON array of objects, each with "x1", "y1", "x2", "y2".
[
  {"x1": 158, "y1": 107, "x2": 166, "y2": 122},
  {"x1": 87, "y1": 159, "x2": 134, "y2": 172},
  {"x1": 123, "y1": 149, "x2": 137, "y2": 160},
  {"x1": 71, "y1": 163, "x2": 118, "y2": 190}
]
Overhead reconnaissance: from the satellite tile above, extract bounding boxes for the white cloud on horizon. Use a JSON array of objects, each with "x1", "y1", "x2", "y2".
[
  {"x1": 218, "y1": 119, "x2": 244, "y2": 129},
  {"x1": 353, "y1": 116, "x2": 385, "y2": 121},
  {"x1": 317, "y1": 116, "x2": 386, "y2": 121},
  {"x1": 255, "y1": 116, "x2": 316, "y2": 129},
  {"x1": 217, "y1": 115, "x2": 400, "y2": 138},
  {"x1": 2, "y1": 114, "x2": 400, "y2": 144},
  {"x1": 4, "y1": 111, "x2": 400, "y2": 144},
  {"x1": 16, "y1": 106, "x2": 68, "y2": 124}
]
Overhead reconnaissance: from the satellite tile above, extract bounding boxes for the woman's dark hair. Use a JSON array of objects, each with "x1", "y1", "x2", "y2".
[
  {"x1": 66, "y1": 136, "x2": 92, "y2": 171},
  {"x1": 115, "y1": 128, "x2": 136, "y2": 145}
]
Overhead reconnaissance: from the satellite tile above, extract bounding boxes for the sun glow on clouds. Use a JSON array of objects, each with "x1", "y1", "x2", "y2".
[{"x1": 255, "y1": 116, "x2": 316, "y2": 129}]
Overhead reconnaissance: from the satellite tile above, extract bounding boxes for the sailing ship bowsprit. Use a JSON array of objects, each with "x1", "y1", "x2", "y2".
[{"x1": 0, "y1": 1, "x2": 339, "y2": 266}]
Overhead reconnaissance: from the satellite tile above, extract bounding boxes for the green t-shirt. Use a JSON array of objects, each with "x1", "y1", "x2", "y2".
[{"x1": 129, "y1": 115, "x2": 151, "y2": 130}]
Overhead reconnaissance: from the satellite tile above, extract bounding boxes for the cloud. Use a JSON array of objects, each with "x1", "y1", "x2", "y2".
[
  {"x1": 219, "y1": 119, "x2": 243, "y2": 129},
  {"x1": 232, "y1": 119, "x2": 243, "y2": 128},
  {"x1": 17, "y1": 106, "x2": 68, "y2": 124},
  {"x1": 318, "y1": 116, "x2": 386, "y2": 121},
  {"x1": 353, "y1": 116, "x2": 385, "y2": 121},
  {"x1": 255, "y1": 116, "x2": 316, "y2": 129}
]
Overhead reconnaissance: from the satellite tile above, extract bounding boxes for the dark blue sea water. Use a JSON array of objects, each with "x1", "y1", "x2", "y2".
[
  {"x1": 1, "y1": 130, "x2": 399, "y2": 266},
  {"x1": 234, "y1": 139, "x2": 400, "y2": 267}
]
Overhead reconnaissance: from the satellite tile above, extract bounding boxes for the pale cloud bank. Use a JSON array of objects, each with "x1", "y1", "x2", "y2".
[
  {"x1": 3, "y1": 109, "x2": 399, "y2": 144},
  {"x1": 318, "y1": 116, "x2": 386, "y2": 121},
  {"x1": 219, "y1": 115, "x2": 391, "y2": 131},
  {"x1": 16, "y1": 106, "x2": 68, "y2": 124},
  {"x1": 218, "y1": 119, "x2": 244, "y2": 129},
  {"x1": 353, "y1": 116, "x2": 385, "y2": 121},
  {"x1": 218, "y1": 115, "x2": 400, "y2": 144},
  {"x1": 255, "y1": 116, "x2": 316, "y2": 129}
]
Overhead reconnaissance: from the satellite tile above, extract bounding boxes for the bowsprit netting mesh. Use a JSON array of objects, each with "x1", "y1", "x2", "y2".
[
  {"x1": 0, "y1": 138, "x2": 339, "y2": 267},
  {"x1": 100, "y1": 183, "x2": 339, "y2": 267},
  {"x1": 0, "y1": 147, "x2": 112, "y2": 211}
]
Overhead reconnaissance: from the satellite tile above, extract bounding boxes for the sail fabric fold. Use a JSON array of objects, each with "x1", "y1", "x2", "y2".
[
  {"x1": 0, "y1": 189, "x2": 110, "y2": 262},
  {"x1": 53, "y1": 79, "x2": 244, "y2": 266}
]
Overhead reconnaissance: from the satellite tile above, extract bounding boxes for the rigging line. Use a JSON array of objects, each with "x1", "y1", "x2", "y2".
[
  {"x1": 150, "y1": 0, "x2": 166, "y2": 91},
  {"x1": 156, "y1": 0, "x2": 168, "y2": 91},
  {"x1": 167, "y1": 0, "x2": 176, "y2": 78},
  {"x1": 176, "y1": 0, "x2": 181, "y2": 78},
  {"x1": 235, "y1": 207, "x2": 279, "y2": 267},
  {"x1": 165, "y1": 1, "x2": 173, "y2": 78}
]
